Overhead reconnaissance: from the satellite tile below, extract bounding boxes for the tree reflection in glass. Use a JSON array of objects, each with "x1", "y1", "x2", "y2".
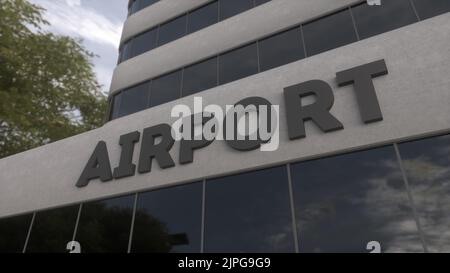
[{"x1": 399, "y1": 134, "x2": 450, "y2": 252}]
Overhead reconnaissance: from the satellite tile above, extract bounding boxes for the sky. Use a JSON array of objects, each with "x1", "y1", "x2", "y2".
[{"x1": 29, "y1": 0, "x2": 129, "y2": 95}]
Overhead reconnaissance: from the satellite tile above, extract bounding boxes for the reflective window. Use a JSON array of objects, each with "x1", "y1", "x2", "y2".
[
  {"x1": 130, "y1": 28, "x2": 158, "y2": 58},
  {"x1": 412, "y1": 0, "x2": 450, "y2": 19},
  {"x1": 291, "y1": 146, "x2": 423, "y2": 253},
  {"x1": 255, "y1": 0, "x2": 270, "y2": 6},
  {"x1": 219, "y1": 43, "x2": 258, "y2": 85},
  {"x1": 119, "y1": 82, "x2": 150, "y2": 117},
  {"x1": 140, "y1": 0, "x2": 159, "y2": 11},
  {"x1": 182, "y1": 57, "x2": 218, "y2": 97},
  {"x1": 303, "y1": 9, "x2": 357, "y2": 56},
  {"x1": 129, "y1": 0, "x2": 159, "y2": 16},
  {"x1": 157, "y1": 15, "x2": 187, "y2": 46},
  {"x1": 204, "y1": 166, "x2": 295, "y2": 253},
  {"x1": 187, "y1": 2, "x2": 219, "y2": 34},
  {"x1": 149, "y1": 70, "x2": 182, "y2": 107},
  {"x1": 110, "y1": 93, "x2": 122, "y2": 120},
  {"x1": 351, "y1": 1, "x2": 418, "y2": 40},
  {"x1": 131, "y1": 182, "x2": 202, "y2": 253},
  {"x1": 119, "y1": 42, "x2": 132, "y2": 63},
  {"x1": 129, "y1": 0, "x2": 140, "y2": 15},
  {"x1": 75, "y1": 195, "x2": 135, "y2": 253},
  {"x1": 219, "y1": 0, "x2": 254, "y2": 21},
  {"x1": 258, "y1": 27, "x2": 304, "y2": 72},
  {"x1": 0, "y1": 214, "x2": 32, "y2": 253},
  {"x1": 398, "y1": 134, "x2": 450, "y2": 252},
  {"x1": 26, "y1": 205, "x2": 79, "y2": 253}
]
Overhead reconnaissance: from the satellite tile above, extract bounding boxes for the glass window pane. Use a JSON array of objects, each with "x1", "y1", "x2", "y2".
[
  {"x1": 219, "y1": 43, "x2": 258, "y2": 85},
  {"x1": 352, "y1": 1, "x2": 417, "y2": 40},
  {"x1": 187, "y1": 2, "x2": 219, "y2": 34},
  {"x1": 130, "y1": 28, "x2": 158, "y2": 58},
  {"x1": 26, "y1": 205, "x2": 79, "y2": 253},
  {"x1": 303, "y1": 9, "x2": 357, "y2": 56},
  {"x1": 119, "y1": 82, "x2": 150, "y2": 117},
  {"x1": 110, "y1": 93, "x2": 122, "y2": 120},
  {"x1": 140, "y1": 0, "x2": 159, "y2": 10},
  {"x1": 205, "y1": 166, "x2": 295, "y2": 253},
  {"x1": 398, "y1": 134, "x2": 450, "y2": 252},
  {"x1": 255, "y1": 0, "x2": 270, "y2": 6},
  {"x1": 130, "y1": 0, "x2": 140, "y2": 14},
  {"x1": 75, "y1": 195, "x2": 135, "y2": 253},
  {"x1": 219, "y1": 0, "x2": 254, "y2": 20},
  {"x1": 291, "y1": 146, "x2": 423, "y2": 253},
  {"x1": 119, "y1": 41, "x2": 132, "y2": 63},
  {"x1": 182, "y1": 57, "x2": 218, "y2": 96},
  {"x1": 131, "y1": 182, "x2": 202, "y2": 253},
  {"x1": 149, "y1": 70, "x2": 182, "y2": 107},
  {"x1": 258, "y1": 27, "x2": 304, "y2": 72},
  {"x1": 412, "y1": 0, "x2": 450, "y2": 19},
  {"x1": 158, "y1": 15, "x2": 187, "y2": 46},
  {"x1": 0, "y1": 214, "x2": 32, "y2": 253}
]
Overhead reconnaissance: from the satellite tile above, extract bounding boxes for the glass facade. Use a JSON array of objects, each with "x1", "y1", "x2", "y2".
[
  {"x1": 351, "y1": 0, "x2": 417, "y2": 40},
  {"x1": 291, "y1": 147, "x2": 423, "y2": 253},
  {"x1": 110, "y1": 1, "x2": 449, "y2": 121},
  {"x1": 75, "y1": 195, "x2": 135, "y2": 253},
  {"x1": 0, "y1": 214, "x2": 32, "y2": 253},
  {"x1": 1, "y1": 133, "x2": 450, "y2": 252},
  {"x1": 204, "y1": 166, "x2": 295, "y2": 253},
  {"x1": 120, "y1": 0, "x2": 272, "y2": 63},
  {"x1": 25, "y1": 205, "x2": 79, "y2": 253},
  {"x1": 1, "y1": 1, "x2": 449, "y2": 254},
  {"x1": 398, "y1": 135, "x2": 450, "y2": 252},
  {"x1": 131, "y1": 182, "x2": 203, "y2": 253},
  {"x1": 128, "y1": 0, "x2": 159, "y2": 16}
]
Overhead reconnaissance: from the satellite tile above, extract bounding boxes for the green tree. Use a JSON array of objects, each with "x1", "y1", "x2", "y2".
[{"x1": 0, "y1": 0, "x2": 108, "y2": 159}]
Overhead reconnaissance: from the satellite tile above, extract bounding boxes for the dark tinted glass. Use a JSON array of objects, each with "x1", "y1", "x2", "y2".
[
  {"x1": 131, "y1": 182, "x2": 202, "y2": 253},
  {"x1": 291, "y1": 146, "x2": 423, "y2": 253},
  {"x1": 119, "y1": 82, "x2": 150, "y2": 117},
  {"x1": 26, "y1": 205, "x2": 79, "y2": 253},
  {"x1": 140, "y1": 0, "x2": 159, "y2": 10},
  {"x1": 158, "y1": 16, "x2": 187, "y2": 46},
  {"x1": 255, "y1": 0, "x2": 270, "y2": 6},
  {"x1": 303, "y1": 9, "x2": 357, "y2": 56},
  {"x1": 130, "y1": 0, "x2": 140, "y2": 14},
  {"x1": 352, "y1": 1, "x2": 418, "y2": 40},
  {"x1": 187, "y1": 2, "x2": 219, "y2": 34},
  {"x1": 149, "y1": 70, "x2": 182, "y2": 107},
  {"x1": 182, "y1": 57, "x2": 218, "y2": 96},
  {"x1": 258, "y1": 27, "x2": 304, "y2": 72},
  {"x1": 204, "y1": 166, "x2": 295, "y2": 253},
  {"x1": 129, "y1": 0, "x2": 159, "y2": 15},
  {"x1": 0, "y1": 214, "x2": 32, "y2": 253},
  {"x1": 110, "y1": 93, "x2": 121, "y2": 120},
  {"x1": 75, "y1": 195, "x2": 134, "y2": 253},
  {"x1": 130, "y1": 28, "x2": 158, "y2": 58},
  {"x1": 120, "y1": 42, "x2": 132, "y2": 63},
  {"x1": 219, "y1": 0, "x2": 254, "y2": 20},
  {"x1": 398, "y1": 134, "x2": 450, "y2": 252},
  {"x1": 219, "y1": 43, "x2": 258, "y2": 85},
  {"x1": 412, "y1": 0, "x2": 450, "y2": 19}
]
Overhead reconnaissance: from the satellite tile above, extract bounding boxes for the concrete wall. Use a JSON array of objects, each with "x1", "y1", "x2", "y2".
[
  {"x1": 111, "y1": 0, "x2": 359, "y2": 96},
  {"x1": 0, "y1": 13, "x2": 449, "y2": 218}
]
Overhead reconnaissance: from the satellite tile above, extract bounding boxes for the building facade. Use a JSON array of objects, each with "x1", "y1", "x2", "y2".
[{"x1": 0, "y1": 0, "x2": 449, "y2": 253}]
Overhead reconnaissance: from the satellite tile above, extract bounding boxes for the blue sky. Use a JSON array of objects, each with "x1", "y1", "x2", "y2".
[{"x1": 29, "y1": 0, "x2": 129, "y2": 95}]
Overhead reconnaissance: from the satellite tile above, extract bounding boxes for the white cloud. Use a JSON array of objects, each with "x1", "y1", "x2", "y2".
[
  {"x1": 65, "y1": 0, "x2": 81, "y2": 8},
  {"x1": 30, "y1": 0, "x2": 123, "y2": 48},
  {"x1": 29, "y1": 0, "x2": 126, "y2": 91}
]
